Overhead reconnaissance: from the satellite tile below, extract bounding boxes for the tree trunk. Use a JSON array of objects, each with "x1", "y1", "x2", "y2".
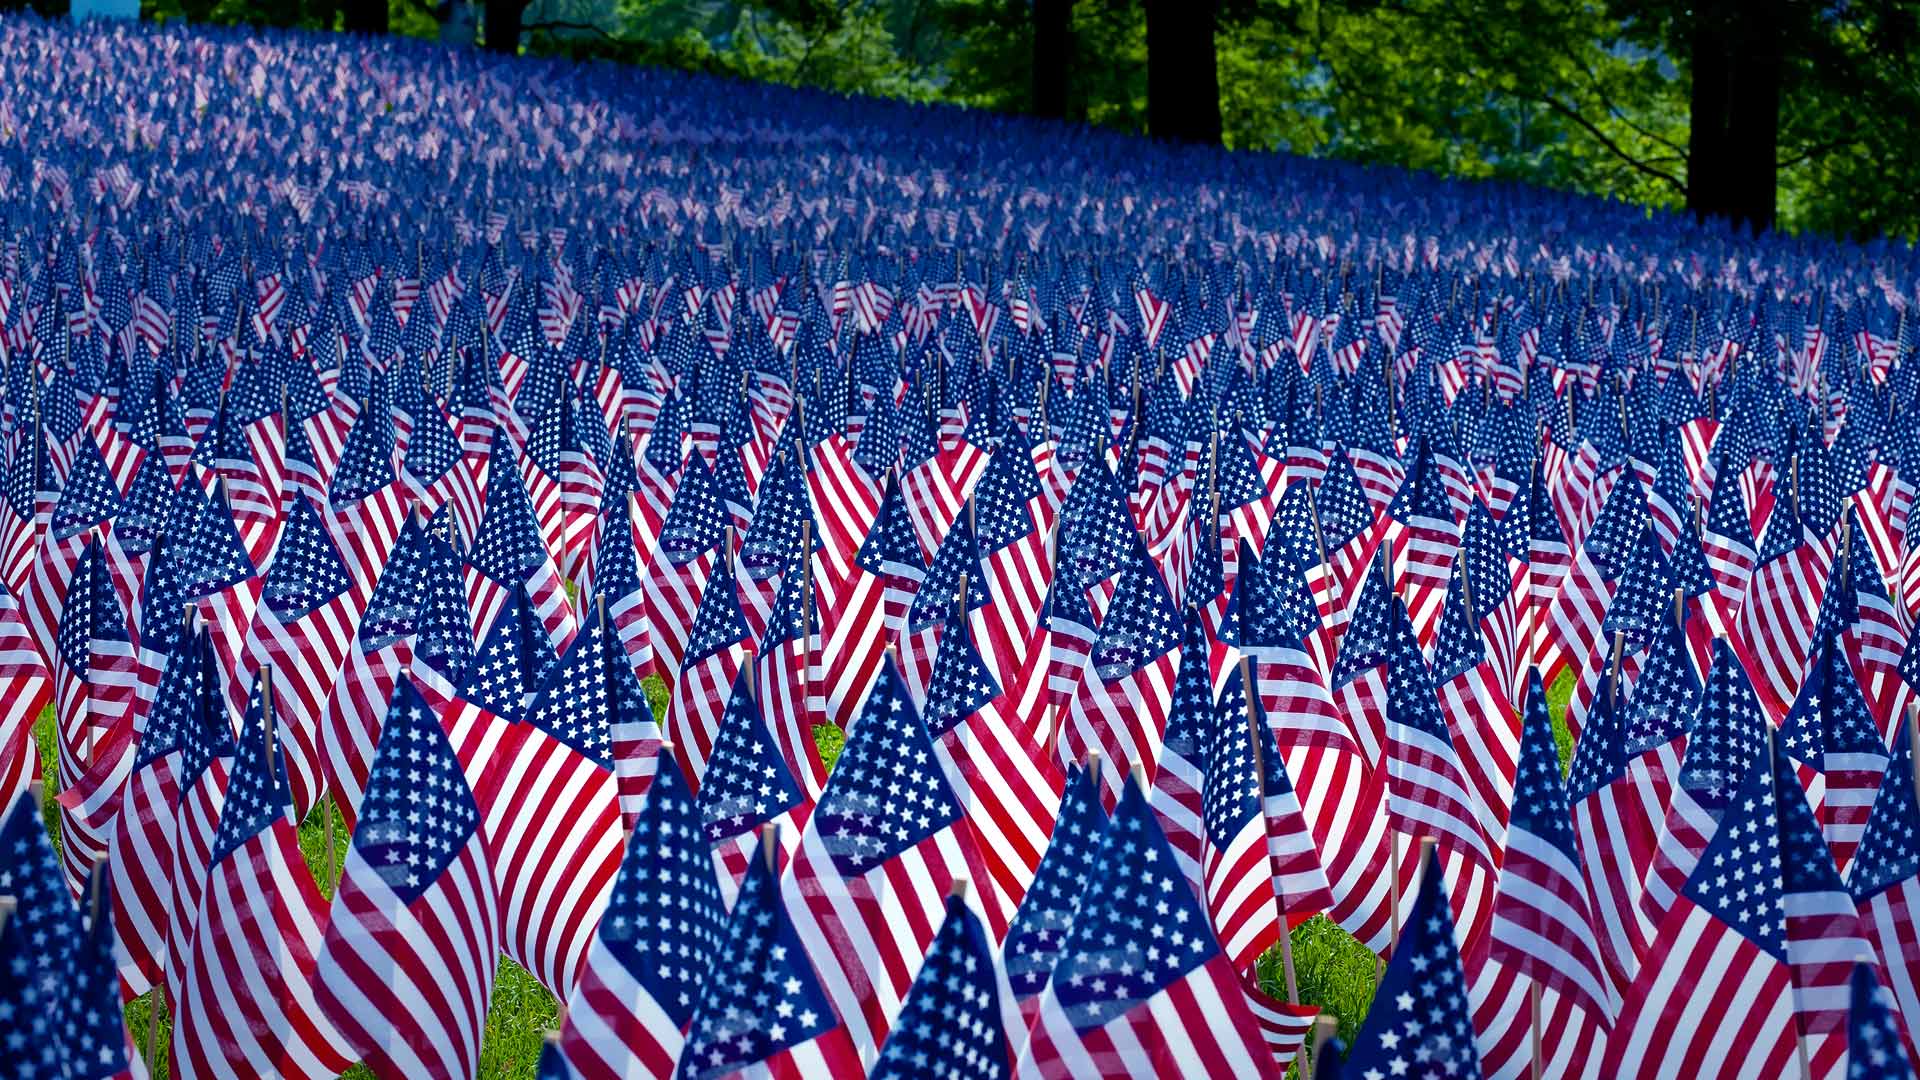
[
  {"x1": 1144, "y1": 0, "x2": 1222, "y2": 145},
  {"x1": 1032, "y1": 0, "x2": 1072, "y2": 119},
  {"x1": 340, "y1": 0, "x2": 389, "y2": 34},
  {"x1": 1685, "y1": 0, "x2": 1782, "y2": 232},
  {"x1": 483, "y1": 0, "x2": 525, "y2": 54}
]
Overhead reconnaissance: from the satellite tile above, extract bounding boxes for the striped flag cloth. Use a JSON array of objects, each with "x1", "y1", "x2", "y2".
[
  {"x1": 972, "y1": 438, "x2": 1051, "y2": 689},
  {"x1": 921, "y1": 593, "x2": 1063, "y2": 929},
  {"x1": 1641, "y1": 639, "x2": 1769, "y2": 931},
  {"x1": 641, "y1": 453, "x2": 727, "y2": 684},
  {"x1": 1380, "y1": 588, "x2": 1496, "y2": 873},
  {"x1": 160, "y1": 629, "x2": 238, "y2": 1015},
  {"x1": 319, "y1": 512, "x2": 430, "y2": 831},
  {"x1": 1611, "y1": 736, "x2": 1800, "y2": 1078},
  {"x1": 1013, "y1": 775, "x2": 1280, "y2": 1079},
  {"x1": 752, "y1": 541, "x2": 830, "y2": 805},
  {"x1": 179, "y1": 480, "x2": 263, "y2": 732},
  {"x1": 53, "y1": 536, "x2": 140, "y2": 900},
  {"x1": 1339, "y1": 841, "x2": 1484, "y2": 1080},
  {"x1": 0, "y1": 574, "x2": 50, "y2": 810},
  {"x1": 869, "y1": 892, "x2": 1020, "y2": 1080},
  {"x1": 679, "y1": 832, "x2": 863, "y2": 1078},
  {"x1": 820, "y1": 468, "x2": 919, "y2": 729},
  {"x1": 1384, "y1": 437, "x2": 1459, "y2": 647},
  {"x1": 1201, "y1": 663, "x2": 1330, "y2": 973},
  {"x1": 168, "y1": 677, "x2": 356, "y2": 1079},
  {"x1": 481, "y1": 590, "x2": 628, "y2": 999},
  {"x1": 557, "y1": 756, "x2": 728, "y2": 1080},
  {"x1": 694, "y1": 667, "x2": 809, "y2": 905},
  {"x1": 1569, "y1": 610, "x2": 1693, "y2": 997},
  {"x1": 669, "y1": 545, "x2": 752, "y2": 786},
  {"x1": 1147, "y1": 608, "x2": 1213, "y2": 892},
  {"x1": 1772, "y1": 736, "x2": 1873, "y2": 1080},
  {"x1": 467, "y1": 432, "x2": 577, "y2": 654},
  {"x1": 780, "y1": 657, "x2": 997, "y2": 1060},
  {"x1": 314, "y1": 678, "x2": 501, "y2": 1080},
  {"x1": 899, "y1": 510, "x2": 985, "y2": 706},
  {"x1": 1003, "y1": 763, "x2": 1108, "y2": 1021},
  {"x1": 1781, "y1": 637, "x2": 1889, "y2": 876},
  {"x1": 246, "y1": 493, "x2": 362, "y2": 819},
  {"x1": 1489, "y1": 670, "x2": 1620, "y2": 1025},
  {"x1": 1846, "y1": 714, "x2": 1920, "y2": 1066},
  {"x1": 1846, "y1": 963, "x2": 1916, "y2": 1080},
  {"x1": 105, "y1": 620, "x2": 211, "y2": 1000},
  {"x1": 1059, "y1": 535, "x2": 1181, "y2": 809},
  {"x1": 323, "y1": 388, "x2": 411, "y2": 599}
]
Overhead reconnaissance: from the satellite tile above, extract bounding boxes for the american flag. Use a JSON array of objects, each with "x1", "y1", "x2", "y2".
[
  {"x1": 752, "y1": 539, "x2": 830, "y2": 804},
  {"x1": 480, "y1": 588, "x2": 627, "y2": 999},
  {"x1": 319, "y1": 513, "x2": 430, "y2": 830},
  {"x1": 695, "y1": 667, "x2": 810, "y2": 904},
  {"x1": 1772, "y1": 735, "x2": 1872, "y2": 1079},
  {"x1": 868, "y1": 892, "x2": 1019, "y2": 1079},
  {"x1": 669, "y1": 546, "x2": 752, "y2": 785},
  {"x1": 1489, "y1": 670, "x2": 1620, "y2": 1024},
  {"x1": 1148, "y1": 609, "x2": 1214, "y2": 892},
  {"x1": 324, "y1": 393, "x2": 410, "y2": 599},
  {"x1": 1341, "y1": 843, "x2": 1484, "y2": 1080},
  {"x1": 1384, "y1": 438, "x2": 1460, "y2": 647},
  {"x1": 1610, "y1": 734, "x2": 1801, "y2": 1077},
  {"x1": 557, "y1": 756, "x2": 729, "y2": 1080},
  {"x1": 246, "y1": 494, "x2": 360, "y2": 819},
  {"x1": 680, "y1": 832, "x2": 863, "y2": 1078},
  {"x1": 105, "y1": 619, "x2": 210, "y2": 1000},
  {"x1": 1641, "y1": 640, "x2": 1769, "y2": 931},
  {"x1": 1003, "y1": 762, "x2": 1108, "y2": 1018},
  {"x1": 160, "y1": 629, "x2": 238, "y2": 1015},
  {"x1": 1781, "y1": 638, "x2": 1890, "y2": 876},
  {"x1": 52, "y1": 536, "x2": 139, "y2": 900},
  {"x1": 1379, "y1": 590, "x2": 1496, "y2": 873},
  {"x1": 1014, "y1": 775, "x2": 1280, "y2": 1078},
  {"x1": 1201, "y1": 661, "x2": 1332, "y2": 972},
  {"x1": 779, "y1": 657, "x2": 996, "y2": 1060},
  {"x1": 1847, "y1": 713, "x2": 1920, "y2": 1067},
  {"x1": 467, "y1": 434, "x2": 578, "y2": 654},
  {"x1": 168, "y1": 678, "x2": 356, "y2": 1079},
  {"x1": 921, "y1": 595, "x2": 1063, "y2": 932},
  {"x1": 314, "y1": 678, "x2": 500, "y2": 1080},
  {"x1": 641, "y1": 453, "x2": 726, "y2": 685},
  {"x1": 1058, "y1": 535, "x2": 1181, "y2": 809},
  {"x1": 178, "y1": 477, "x2": 265, "y2": 722}
]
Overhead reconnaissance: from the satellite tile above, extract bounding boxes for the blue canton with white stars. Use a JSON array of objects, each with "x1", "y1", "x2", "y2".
[
  {"x1": 868, "y1": 895, "x2": 1011, "y2": 1080},
  {"x1": 811, "y1": 662, "x2": 963, "y2": 877},
  {"x1": 356, "y1": 680, "x2": 482, "y2": 905},
  {"x1": 1003, "y1": 766, "x2": 1108, "y2": 997},
  {"x1": 1343, "y1": 851, "x2": 1483, "y2": 1080},
  {"x1": 695, "y1": 673, "x2": 805, "y2": 844}
]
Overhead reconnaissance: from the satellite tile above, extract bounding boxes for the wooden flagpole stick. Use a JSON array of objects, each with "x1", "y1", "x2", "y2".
[
  {"x1": 1609, "y1": 631, "x2": 1626, "y2": 709},
  {"x1": 1240, "y1": 655, "x2": 1298, "y2": 1005},
  {"x1": 1529, "y1": 981, "x2": 1545, "y2": 1080},
  {"x1": 1304, "y1": 1014, "x2": 1337, "y2": 1080}
]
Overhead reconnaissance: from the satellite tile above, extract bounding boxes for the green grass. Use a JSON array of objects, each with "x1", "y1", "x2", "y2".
[{"x1": 33, "y1": 665, "x2": 1582, "y2": 1078}]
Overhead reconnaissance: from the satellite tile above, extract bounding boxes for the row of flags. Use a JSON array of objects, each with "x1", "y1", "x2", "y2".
[{"x1": 2, "y1": 11, "x2": 1920, "y2": 1080}]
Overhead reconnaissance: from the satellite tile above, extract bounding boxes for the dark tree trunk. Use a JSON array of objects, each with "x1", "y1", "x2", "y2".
[
  {"x1": 1032, "y1": 0, "x2": 1072, "y2": 119},
  {"x1": 483, "y1": 0, "x2": 525, "y2": 54},
  {"x1": 1686, "y1": 1, "x2": 1783, "y2": 232},
  {"x1": 1144, "y1": 0, "x2": 1222, "y2": 145},
  {"x1": 340, "y1": 0, "x2": 389, "y2": 34}
]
